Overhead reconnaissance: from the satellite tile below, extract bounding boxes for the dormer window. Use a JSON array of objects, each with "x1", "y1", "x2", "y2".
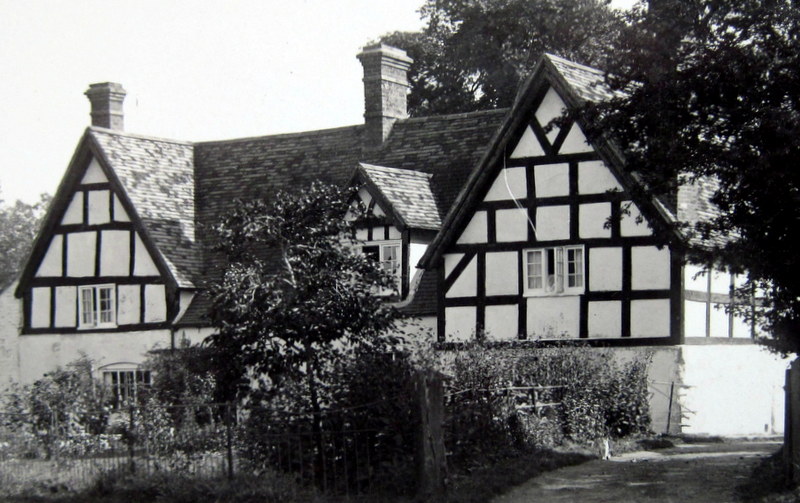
[
  {"x1": 524, "y1": 246, "x2": 584, "y2": 296},
  {"x1": 362, "y1": 241, "x2": 402, "y2": 292},
  {"x1": 79, "y1": 284, "x2": 116, "y2": 328}
]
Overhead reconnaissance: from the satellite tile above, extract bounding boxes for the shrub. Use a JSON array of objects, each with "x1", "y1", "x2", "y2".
[
  {"x1": 0, "y1": 355, "x2": 111, "y2": 459},
  {"x1": 89, "y1": 468, "x2": 324, "y2": 503},
  {"x1": 236, "y1": 344, "x2": 422, "y2": 496},
  {"x1": 445, "y1": 342, "x2": 651, "y2": 464}
]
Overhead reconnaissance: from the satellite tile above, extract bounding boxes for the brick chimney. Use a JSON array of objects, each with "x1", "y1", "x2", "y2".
[
  {"x1": 85, "y1": 82, "x2": 126, "y2": 130},
  {"x1": 356, "y1": 44, "x2": 413, "y2": 148}
]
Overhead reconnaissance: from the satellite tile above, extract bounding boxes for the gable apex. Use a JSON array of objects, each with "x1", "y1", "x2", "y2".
[
  {"x1": 419, "y1": 53, "x2": 680, "y2": 270},
  {"x1": 14, "y1": 129, "x2": 185, "y2": 298}
]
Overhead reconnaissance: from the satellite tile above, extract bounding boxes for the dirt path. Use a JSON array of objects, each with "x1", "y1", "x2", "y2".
[{"x1": 492, "y1": 440, "x2": 780, "y2": 503}]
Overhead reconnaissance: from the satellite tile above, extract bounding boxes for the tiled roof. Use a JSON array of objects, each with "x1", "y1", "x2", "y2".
[
  {"x1": 397, "y1": 269, "x2": 437, "y2": 316},
  {"x1": 194, "y1": 126, "x2": 365, "y2": 278},
  {"x1": 90, "y1": 128, "x2": 199, "y2": 288},
  {"x1": 89, "y1": 53, "x2": 729, "y2": 326},
  {"x1": 677, "y1": 177, "x2": 729, "y2": 248},
  {"x1": 359, "y1": 163, "x2": 441, "y2": 230},
  {"x1": 369, "y1": 109, "x2": 507, "y2": 216},
  {"x1": 175, "y1": 291, "x2": 213, "y2": 327},
  {"x1": 545, "y1": 53, "x2": 623, "y2": 103}
]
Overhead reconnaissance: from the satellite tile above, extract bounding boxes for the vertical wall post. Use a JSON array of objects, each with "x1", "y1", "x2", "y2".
[
  {"x1": 785, "y1": 359, "x2": 800, "y2": 485},
  {"x1": 415, "y1": 369, "x2": 446, "y2": 500}
]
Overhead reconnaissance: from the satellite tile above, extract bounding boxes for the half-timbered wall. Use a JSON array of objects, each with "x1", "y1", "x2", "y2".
[
  {"x1": 683, "y1": 264, "x2": 753, "y2": 339},
  {"x1": 22, "y1": 157, "x2": 171, "y2": 334},
  {"x1": 439, "y1": 85, "x2": 679, "y2": 343}
]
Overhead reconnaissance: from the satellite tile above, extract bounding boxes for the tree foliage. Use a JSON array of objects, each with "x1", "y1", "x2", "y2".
[
  {"x1": 382, "y1": 0, "x2": 624, "y2": 115},
  {"x1": 0, "y1": 188, "x2": 50, "y2": 288},
  {"x1": 579, "y1": 0, "x2": 800, "y2": 352},
  {"x1": 206, "y1": 182, "x2": 400, "y2": 404}
]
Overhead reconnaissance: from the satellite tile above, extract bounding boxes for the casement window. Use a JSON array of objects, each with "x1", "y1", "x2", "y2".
[
  {"x1": 78, "y1": 284, "x2": 116, "y2": 328},
  {"x1": 524, "y1": 245, "x2": 584, "y2": 296},
  {"x1": 361, "y1": 241, "x2": 402, "y2": 288},
  {"x1": 103, "y1": 369, "x2": 151, "y2": 409}
]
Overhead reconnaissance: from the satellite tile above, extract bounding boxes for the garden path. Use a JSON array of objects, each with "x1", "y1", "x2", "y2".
[{"x1": 492, "y1": 439, "x2": 780, "y2": 502}]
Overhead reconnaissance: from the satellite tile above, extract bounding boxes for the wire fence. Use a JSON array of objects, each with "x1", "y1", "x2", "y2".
[{"x1": 0, "y1": 400, "x2": 391, "y2": 498}]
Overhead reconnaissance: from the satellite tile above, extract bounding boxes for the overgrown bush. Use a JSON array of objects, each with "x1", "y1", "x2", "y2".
[
  {"x1": 88, "y1": 468, "x2": 324, "y2": 503},
  {"x1": 0, "y1": 355, "x2": 111, "y2": 459},
  {"x1": 446, "y1": 342, "x2": 651, "y2": 465},
  {"x1": 236, "y1": 343, "x2": 423, "y2": 495}
]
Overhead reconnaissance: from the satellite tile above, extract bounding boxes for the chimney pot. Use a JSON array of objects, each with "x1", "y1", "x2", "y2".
[
  {"x1": 357, "y1": 44, "x2": 413, "y2": 148},
  {"x1": 85, "y1": 82, "x2": 126, "y2": 130}
]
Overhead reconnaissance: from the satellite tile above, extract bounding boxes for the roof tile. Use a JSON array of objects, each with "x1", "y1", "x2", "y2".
[{"x1": 90, "y1": 128, "x2": 199, "y2": 287}]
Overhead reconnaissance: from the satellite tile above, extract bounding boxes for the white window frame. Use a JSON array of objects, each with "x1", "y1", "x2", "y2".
[
  {"x1": 78, "y1": 284, "x2": 116, "y2": 329},
  {"x1": 523, "y1": 245, "x2": 585, "y2": 296},
  {"x1": 102, "y1": 367, "x2": 151, "y2": 409},
  {"x1": 360, "y1": 240, "x2": 402, "y2": 292}
]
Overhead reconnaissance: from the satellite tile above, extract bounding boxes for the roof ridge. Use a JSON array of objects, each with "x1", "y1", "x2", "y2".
[
  {"x1": 544, "y1": 53, "x2": 606, "y2": 75},
  {"x1": 401, "y1": 108, "x2": 509, "y2": 123},
  {"x1": 360, "y1": 163, "x2": 433, "y2": 179},
  {"x1": 89, "y1": 126, "x2": 194, "y2": 146},
  {"x1": 196, "y1": 124, "x2": 363, "y2": 146}
]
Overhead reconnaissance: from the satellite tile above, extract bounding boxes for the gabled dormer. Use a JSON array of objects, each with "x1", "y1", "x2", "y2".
[
  {"x1": 348, "y1": 163, "x2": 440, "y2": 301},
  {"x1": 420, "y1": 54, "x2": 682, "y2": 345}
]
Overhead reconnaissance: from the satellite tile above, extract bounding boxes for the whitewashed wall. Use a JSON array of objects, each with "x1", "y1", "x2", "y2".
[
  {"x1": 680, "y1": 344, "x2": 788, "y2": 435},
  {"x1": 17, "y1": 329, "x2": 173, "y2": 384},
  {"x1": 0, "y1": 283, "x2": 22, "y2": 386}
]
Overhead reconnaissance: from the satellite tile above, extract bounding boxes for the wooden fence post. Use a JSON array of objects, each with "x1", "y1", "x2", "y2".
[
  {"x1": 415, "y1": 369, "x2": 446, "y2": 501},
  {"x1": 785, "y1": 359, "x2": 800, "y2": 485},
  {"x1": 226, "y1": 402, "x2": 234, "y2": 480}
]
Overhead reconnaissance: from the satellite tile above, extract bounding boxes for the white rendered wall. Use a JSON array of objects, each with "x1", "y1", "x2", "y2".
[
  {"x1": 589, "y1": 247, "x2": 622, "y2": 291},
  {"x1": 17, "y1": 329, "x2": 173, "y2": 384},
  {"x1": 534, "y1": 163, "x2": 569, "y2": 197},
  {"x1": 510, "y1": 127, "x2": 546, "y2": 158},
  {"x1": 579, "y1": 202, "x2": 611, "y2": 238},
  {"x1": 495, "y1": 208, "x2": 528, "y2": 242},
  {"x1": 578, "y1": 161, "x2": 622, "y2": 194},
  {"x1": 679, "y1": 344, "x2": 789, "y2": 435},
  {"x1": 535, "y1": 206, "x2": 570, "y2": 241},
  {"x1": 457, "y1": 212, "x2": 487, "y2": 244},
  {"x1": 409, "y1": 242, "x2": 428, "y2": 271},
  {"x1": 535, "y1": 87, "x2": 566, "y2": 140},
  {"x1": 446, "y1": 255, "x2": 477, "y2": 298},
  {"x1": 36, "y1": 235, "x2": 63, "y2": 277},
  {"x1": 631, "y1": 246, "x2": 671, "y2": 290},
  {"x1": 485, "y1": 304, "x2": 519, "y2": 341},
  {"x1": 485, "y1": 252, "x2": 518, "y2": 296},
  {"x1": 0, "y1": 283, "x2": 22, "y2": 386},
  {"x1": 630, "y1": 299, "x2": 671, "y2": 338},
  {"x1": 526, "y1": 296, "x2": 580, "y2": 339},
  {"x1": 445, "y1": 306, "x2": 476, "y2": 341},
  {"x1": 620, "y1": 202, "x2": 652, "y2": 236},
  {"x1": 484, "y1": 166, "x2": 526, "y2": 201}
]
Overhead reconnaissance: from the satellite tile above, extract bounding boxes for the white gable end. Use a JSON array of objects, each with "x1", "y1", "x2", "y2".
[
  {"x1": 36, "y1": 235, "x2": 63, "y2": 277},
  {"x1": 81, "y1": 158, "x2": 108, "y2": 184},
  {"x1": 534, "y1": 87, "x2": 567, "y2": 143},
  {"x1": 510, "y1": 126, "x2": 546, "y2": 158},
  {"x1": 559, "y1": 123, "x2": 593, "y2": 154},
  {"x1": 483, "y1": 167, "x2": 526, "y2": 202}
]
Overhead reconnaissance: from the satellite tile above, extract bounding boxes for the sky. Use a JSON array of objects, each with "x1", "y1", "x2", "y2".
[{"x1": 0, "y1": 0, "x2": 635, "y2": 205}]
